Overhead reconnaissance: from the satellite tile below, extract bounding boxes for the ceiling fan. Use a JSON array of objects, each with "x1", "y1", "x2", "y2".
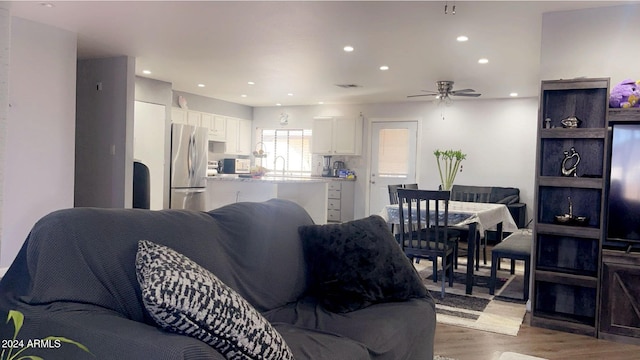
[{"x1": 407, "y1": 80, "x2": 481, "y2": 100}]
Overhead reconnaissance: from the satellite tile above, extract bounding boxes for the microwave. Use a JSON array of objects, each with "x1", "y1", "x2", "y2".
[{"x1": 221, "y1": 158, "x2": 251, "y2": 174}]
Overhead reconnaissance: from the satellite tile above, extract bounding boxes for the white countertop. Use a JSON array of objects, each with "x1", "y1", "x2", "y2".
[
  {"x1": 207, "y1": 174, "x2": 356, "y2": 183},
  {"x1": 206, "y1": 175, "x2": 327, "y2": 183}
]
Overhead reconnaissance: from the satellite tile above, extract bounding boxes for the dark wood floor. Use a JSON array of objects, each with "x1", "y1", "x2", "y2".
[
  {"x1": 434, "y1": 241, "x2": 640, "y2": 360},
  {"x1": 434, "y1": 314, "x2": 640, "y2": 360}
]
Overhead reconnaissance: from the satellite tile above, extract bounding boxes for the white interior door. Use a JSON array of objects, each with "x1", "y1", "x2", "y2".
[
  {"x1": 368, "y1": 120, "x2": 418, "y2": 215},
  {"x1": 134, "y1": 101, "x2": 166, "y2": 210}
]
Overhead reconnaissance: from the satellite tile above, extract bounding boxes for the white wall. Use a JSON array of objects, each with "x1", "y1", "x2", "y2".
[
  {"x1": 254, "y1": 97, "x2": 538, "y2": 221},
  {"x1": 541, "y1": 4, "x2": 640, "y2": 86},
  {"x1": 1, "y1": 17, "x2": 77, "y2": 267},
  {"x1": 0, "y1": 3, "x2": 10, "y2": 266}
]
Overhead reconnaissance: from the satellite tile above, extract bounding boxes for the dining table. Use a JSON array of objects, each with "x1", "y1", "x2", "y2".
[{"x1": 379, "y1": 200, "x2": 519, "y2": 295}]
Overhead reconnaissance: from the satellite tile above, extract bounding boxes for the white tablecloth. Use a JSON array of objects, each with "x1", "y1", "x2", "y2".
[{"x1": 379, "y1": 200, "x2": 518, "y2": 236}]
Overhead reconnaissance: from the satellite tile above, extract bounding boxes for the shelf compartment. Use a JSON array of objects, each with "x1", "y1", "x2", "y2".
[
  {"x1": 531, "y1": 313, "x2": 597, "y2": 337},
  {"x1": 536, "y1": 234, "x2": 600, "y2": 276},
  {"x1": 534, "y1": 280, "x2": 597, "y2": 326},
  {"x1": 538, "y1": 138, "x2": 604, "y2": 177},
  {"x1": 537, "y1": 187, "x2": 602, "y2": 228},
  {"x1": 541, "y1": 83, "x2": 608, "y2": 130}
]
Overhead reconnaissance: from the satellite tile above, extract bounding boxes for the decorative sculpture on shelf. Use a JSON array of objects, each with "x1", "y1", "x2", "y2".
[
  {"x1": 560, "y1": 115, "x2": 581, "y2": 128},
  {"x1": 561, "y1": 147, "x2": 580, "y2": 177}
]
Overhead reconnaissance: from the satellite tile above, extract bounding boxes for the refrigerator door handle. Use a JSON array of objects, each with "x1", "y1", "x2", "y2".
[
  {"x1": 187, "y1": 134, "x2": 194, "y2": 178},
  {"x1": 172, "y1": 188, "x2": 206, "y2": 193}
]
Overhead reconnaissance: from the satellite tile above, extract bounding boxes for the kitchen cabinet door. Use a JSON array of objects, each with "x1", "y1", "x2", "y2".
[
  {"x1": 333, "y1": 117, "x2": 361, "y2": 155},
  {"x1": 225, "y1": 117, "x2": 239, "y2": 154},
  {"x1": 238, "y1": 119, "x2": 252, "y2": 155},
  {"x1": 208, "y1": 114, "x2": 226, "y2": 141},
  {"x1": 171, "y1": 107, "x2": 187, "y2": 124},
  {"x1": 312, "y1": 117, "x2": 362, "y2": 155},
  {"x1": 312, "y1": 117, "x2": 335, "y2": 154},
  {"x1": 186, "y1": 111, "x2": 201, "y2": 127}
]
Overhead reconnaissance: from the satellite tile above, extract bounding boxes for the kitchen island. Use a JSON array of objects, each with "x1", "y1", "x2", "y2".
[{"x1": 206, "y1": 176, "x2": 329, "y2": 224}]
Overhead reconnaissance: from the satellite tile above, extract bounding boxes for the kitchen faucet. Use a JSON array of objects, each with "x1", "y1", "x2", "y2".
[{"x1": 274, "y1": 156, "x2": 286, "y2": 176}]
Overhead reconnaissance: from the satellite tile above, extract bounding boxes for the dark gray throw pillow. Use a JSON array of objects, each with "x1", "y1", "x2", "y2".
[{"x1": 298, "y1": 215, "x2": 427, "y2": 313}]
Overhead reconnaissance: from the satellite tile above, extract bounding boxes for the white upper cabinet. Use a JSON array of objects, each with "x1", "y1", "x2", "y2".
[
  {"x1": 186, "y1": 111, "x2": 201, "y2": 127},
  {"x1": 172, "y1": 107, "x2": 250, "y2": 154},
  {"x1": 202, "y1": 114, "x2": 226, "y2": 142},
  {"x1": 171, "y1": 107, "x2": 187, "y2": 124},
  {"x1": 224, "y1": 117, "x2": 252, "y2": 156},
  {"x1": 312, "y1": 116, "x2": 362, "y2": 155}
]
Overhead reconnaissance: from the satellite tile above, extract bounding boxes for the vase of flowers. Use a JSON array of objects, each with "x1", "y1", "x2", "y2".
[{"x1": 434, "y1": 149, "x2": 466, "y2": 191}]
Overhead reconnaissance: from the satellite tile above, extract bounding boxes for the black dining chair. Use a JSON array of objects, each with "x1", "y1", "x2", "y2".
[
  {"x1": 403, "y1": 183, "x2": 419, "y2": 190},
  {"x1": 397, "y1": 188, "x2": 459, "y2": 298},
  {"x1": 388, "y1": 184, "x2": 404, "y2": 205},
  {"x1": 450, "y1": 185, "x2": 492, "y2": 267}
]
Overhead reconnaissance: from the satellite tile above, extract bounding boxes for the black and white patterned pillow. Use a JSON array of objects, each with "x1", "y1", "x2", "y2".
[{"x1": 135, "y1": 240, "x2": 293, "y2": 360}]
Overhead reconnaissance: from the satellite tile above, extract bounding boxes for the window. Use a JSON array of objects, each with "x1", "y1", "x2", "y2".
[
  {"x1": 256, "y1": 129, "x2": 313, "y2": 176},
  {"x1": 377, "y1": 128, "x2": 410, "y2": 178}
]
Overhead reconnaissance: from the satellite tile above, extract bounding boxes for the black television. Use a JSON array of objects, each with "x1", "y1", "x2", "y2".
[{"x1": 606, "y1": 123, "x2": 640, "y2": 250}]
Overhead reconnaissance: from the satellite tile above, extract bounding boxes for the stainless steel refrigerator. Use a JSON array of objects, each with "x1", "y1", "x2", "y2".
[{"x1": 170, "y1": 123, "x2": 208, "y2": 210}]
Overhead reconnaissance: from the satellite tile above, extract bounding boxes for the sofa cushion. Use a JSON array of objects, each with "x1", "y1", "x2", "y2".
[
  {"x1": 135, "y1": 240, "x2": 293, "y2": 360},
  {"x1": 490, "y1": 187, "x2": 520, "y2": 204},
  {"x1": 298, "y1": 215, "x2": 427, "y2": 313}
]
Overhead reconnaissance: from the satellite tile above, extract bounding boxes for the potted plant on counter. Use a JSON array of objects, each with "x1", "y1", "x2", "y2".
[{"x1": 434, "y1": 149, "x2": 466, "y2": 191}]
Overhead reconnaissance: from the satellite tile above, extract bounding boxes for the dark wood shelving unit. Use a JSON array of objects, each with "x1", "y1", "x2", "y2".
[{"x1": 531, "y1": 78, "x2": 610, "y2": 337}]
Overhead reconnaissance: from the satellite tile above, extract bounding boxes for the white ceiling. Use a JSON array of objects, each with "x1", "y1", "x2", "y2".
[{"x1": 9, "y1": 1, "x2": 636, "y2": 107}]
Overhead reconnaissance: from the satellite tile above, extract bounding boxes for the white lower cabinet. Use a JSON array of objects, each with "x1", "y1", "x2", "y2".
[{"x1": 326, "y1": 181, "x2": 355, "y2": 223}]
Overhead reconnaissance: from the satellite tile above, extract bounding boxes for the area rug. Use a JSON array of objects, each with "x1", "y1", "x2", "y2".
[
  {"x1": 416, "y1": 258, "x2": 527, "y2": 336},
  {"x1": 495, "y1": 351, "x2": 548, "y2": 360},
  {"x1": 434, "y1": 355, "x2": 458, "y2": 360}
]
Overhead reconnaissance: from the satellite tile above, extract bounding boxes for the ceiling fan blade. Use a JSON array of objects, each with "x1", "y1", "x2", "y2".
[
  {"x1": 420, "y1": 90, "x2": 440, "y2": 94},
  {"x1": 452, "y1": 92, "x2": 481, "y2": 97},
  {"x1": 451, "y1": 88, "x2": 476, "y2": 93},
  {"x1": 407, "y1": 94, "x2": 437, "y2": 98}
]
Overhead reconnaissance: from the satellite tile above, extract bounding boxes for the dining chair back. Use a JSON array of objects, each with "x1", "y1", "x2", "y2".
[
  {"x1": 403, "y1": 183, "x2": 419, "y2": 190},
  {"x1": 450, "y1": 185, "x2": 492, "y2": 266},
  {"x1": 388, "y1": 184, "x2": 404, "y2": 205},
  {"x1": 397, "y1": 188, "x2": 457, "y2": 298},
  {"x1": 450, "y1": 185, "x2": 492, "y2": 203}
]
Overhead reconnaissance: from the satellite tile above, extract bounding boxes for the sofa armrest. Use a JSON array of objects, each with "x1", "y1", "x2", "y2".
[{"x1": 11, "y1": 306, "x2": 224, "y2": 360}]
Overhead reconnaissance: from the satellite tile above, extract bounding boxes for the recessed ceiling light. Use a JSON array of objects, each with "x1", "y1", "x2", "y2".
[
  {"x1": 456, "y1": 35, "x2": 469, "y2": 42},
  {"x1": 343, "y1": 45, "x2": 354, "y2": 52},
  {"x1": 142, "y1": 70, "x2": 151, "y2": 75},
  {"x1": 247, "y1": 81, "x2": 255, "y2": 85},
  {"x1": 478, "y1": 58, "x2": 489, "y2": 64},
  {"x1": 241, "y1": 94, "x2": 247, "y2": 98},
  {"x1": 197, "y1": 84, "x2": 205, "y2": 88},
  {"x1": 39, "y1": 2, "x2": 54, "y2": 8},
  {"x1": 318, "y1": 101, "x2": 324, "y2": 105},
  {"x1": 276, "y1": 103, "x2": 282, "y2": 106},
  {"x1": 379, "y1": 65, "x2": 389, "y2": 71},
  {"x1": 287, "y1": 93, "x2": 294, "y2": 96},
  {"x1": 510, "y1": 92, "x2": 519, "y2": 97}
]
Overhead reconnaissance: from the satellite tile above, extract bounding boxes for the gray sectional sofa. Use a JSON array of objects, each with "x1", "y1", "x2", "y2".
[{"x1": 0, "y1": 199, "x2": 435, "y2": 359}]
